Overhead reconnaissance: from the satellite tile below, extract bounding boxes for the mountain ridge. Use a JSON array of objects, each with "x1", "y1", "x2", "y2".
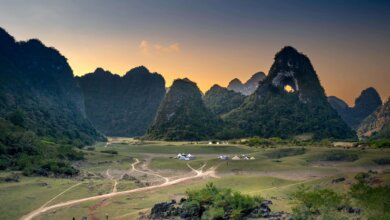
[
  {"x1": 77, "y1": 66, "x2": 166, "y2": 137},
  {"x1": 222, "y1": 46, "x2": 355, "y2": 139},
  {"x1": 145, "y1": 78, "x2": 220, "y2": 141},
  {"x1": 227, "y1": 71, "x2": 266, "y2": 95},
  {"x1": 0, "y1": 27, "x2": 104, "y2": 175},
  {"x1": 328, "y1": 87, "x2": 382, "y2": 129}
]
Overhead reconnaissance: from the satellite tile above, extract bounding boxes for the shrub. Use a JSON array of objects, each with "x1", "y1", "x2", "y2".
[
  {"x1": 349, "y1": 173, "x2": 390, "y2": 219},
  {"x1": 291, "y1": 186, "x2": 348, "y2": 220},
  {"x1": 184, "y1": 183, "x2": 262, "y2": 219},
  {"x1": 100, "y1": 150, "x2": 118, "y2": 154}
]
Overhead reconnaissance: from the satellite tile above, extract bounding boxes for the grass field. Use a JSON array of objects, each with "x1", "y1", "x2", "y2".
[{"x1": 0, "y1": 140, "x2": 389, "y2": 220}]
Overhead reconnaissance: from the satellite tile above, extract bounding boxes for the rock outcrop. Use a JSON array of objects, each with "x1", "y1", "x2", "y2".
[{"x1": 145, "y1": 199, "x2": 291, "y2": 220}]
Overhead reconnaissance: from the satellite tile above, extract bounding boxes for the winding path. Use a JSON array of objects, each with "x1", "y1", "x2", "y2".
[
  {"x1": 131, "y1": 158, "x2": 169, "y2": 183},
  {"x1": 21, "y1": 159, "x2": 215, "y2": 220}
]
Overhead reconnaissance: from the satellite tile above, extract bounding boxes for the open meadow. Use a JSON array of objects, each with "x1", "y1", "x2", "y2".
[{"x1": 0, "y1": 139, "x2": 389, "y2": 220}]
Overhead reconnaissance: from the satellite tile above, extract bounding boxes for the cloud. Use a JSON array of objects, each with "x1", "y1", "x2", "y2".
[{"x1": 139, "y1": 40, "x2": 181, "y2": 55}]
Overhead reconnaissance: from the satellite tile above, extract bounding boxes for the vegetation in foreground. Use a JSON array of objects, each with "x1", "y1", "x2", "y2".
[
  {"x1": 148, "y1": 183, "x2": 285, "y2": 220},
  {"x1": 148, "y1": 171, "x2": 389, "y2": 220},
  {"x1": 292, "y1": 172, "x2": 390, "y2": 220}
]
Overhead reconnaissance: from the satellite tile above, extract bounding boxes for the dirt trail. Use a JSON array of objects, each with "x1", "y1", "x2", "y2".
[
  {"x1": 106, "y1": 169, "x2": 117, "y2": 193},
  {"x1": 40, "y1": 182, "x2": 83, "y2": 209},
  {"x1": 131, "y1": 158, "x2": 169, "y2": 183},
  {"x1": 246, "y1": 178, "x2": 319, "y2": 195},
  {"x1": 21, "y1": 159, "x2": 215, "y2": 220}
]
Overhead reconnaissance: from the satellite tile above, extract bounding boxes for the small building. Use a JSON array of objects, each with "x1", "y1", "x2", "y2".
[
  {"x1": 250, "y1": 156, "x2": 256, "y2": 160},
  {"x1": 208, "y1": 141, "x2": 212, "y2": 145}
]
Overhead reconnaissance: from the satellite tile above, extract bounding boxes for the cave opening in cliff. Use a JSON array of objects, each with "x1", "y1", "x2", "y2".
[
  {"x1": 284, "y1": 84, "x2": 295, "y2": 93},
  {"x1": 280, "y1": 77, "x2": 298, "y2": 93}
]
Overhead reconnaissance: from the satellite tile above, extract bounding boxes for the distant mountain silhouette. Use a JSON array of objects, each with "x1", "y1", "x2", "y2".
[
  {"x1": 358, "y1": 97, "x2": 389, "y2": 139},
  {"x1": 222, "y1": 46, "x2": 355, "y2": 139},
  {"x1": 145, "y1": 78, "x2": 220, "y2": 140},
  {"x1": 227, "y1": 72, "x2": 266, "y2": 95},
  {"x1": 0, "y1": 27, "x2": 103, "y2": 175},
  {"x1": 77, "y1": 66, "x2": 165, "y2": 137},
  {"x1": 204, "y1": 84, "x2": 245, "y2": 115},
  {"x1": 328, "y1": 87, "x2": 382, "y2": 129}
]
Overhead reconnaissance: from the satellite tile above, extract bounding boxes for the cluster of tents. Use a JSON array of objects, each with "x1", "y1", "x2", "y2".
[
  {"x1": 218, "y1": 154, "x2": 255, "y2": 160},
  {"x1": 175, "y1": 153, "x2": 196, "y2": 160}
]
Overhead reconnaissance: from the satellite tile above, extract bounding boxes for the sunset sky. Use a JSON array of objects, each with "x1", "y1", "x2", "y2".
[{"x1": 0, "y1": 0, "x2": 389, "y2": 105}]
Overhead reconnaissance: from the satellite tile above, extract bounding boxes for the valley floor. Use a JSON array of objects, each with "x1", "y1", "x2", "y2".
[{"x1": 1, "y1": 139, "x2": 389, "y2": 220}]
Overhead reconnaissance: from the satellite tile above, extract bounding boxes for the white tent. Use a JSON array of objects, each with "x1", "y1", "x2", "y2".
[
  {"x1": 219, "y1": 155, "x2": 229, "y2": 160},
  {"x1": 232, "y1": 155, "x2": 240, "y2": 160}
]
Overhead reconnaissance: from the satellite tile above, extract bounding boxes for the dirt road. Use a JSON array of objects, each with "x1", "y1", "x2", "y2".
[{"x1": 21, "y1": 159, "x2": 215, "y2": 220}]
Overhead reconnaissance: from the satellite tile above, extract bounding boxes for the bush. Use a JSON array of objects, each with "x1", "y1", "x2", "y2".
[
  {"x1": 292, "y1": 186, "x2": 349, "y2": 220},
  {"x1": 243, "y1": 137, "x2": 274, "y2": 147},
  {"x1": 184, "y1": 183, "x2": 263, "y2": 219},
  {"x1": 100, "y1": 150, "x2": 118, "y2": 154},
  {"x1": 350, "y1": 173, "x2": 390, "y2": 219}
]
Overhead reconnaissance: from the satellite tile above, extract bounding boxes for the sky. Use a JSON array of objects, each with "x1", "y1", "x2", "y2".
[{"x1": 0, "y1": 0, "x2": 389, "y2": 105}]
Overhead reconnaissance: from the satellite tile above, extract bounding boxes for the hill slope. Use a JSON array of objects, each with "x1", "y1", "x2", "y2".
[
  {"x1": 77, "y1": 66, "x2": 165, "y2": 137},
  {"x1": 223, "y1": 46, "x2": 355, "y2": 139},
  {"x1": 145, "y1": 79, "x2": 220, "y2": 140},
  {"x1": 328, "y1": 87, "x2": 382, "y2": 129},
  {"x1": 0, "y1": 27, "x2": 103, "y2": 175},
  {"x1": 203, "y1": 85, "x2": 245, "y2": 115},
  {"x1": 358, "y1": 98, "x2": 390, "y2": 139}
]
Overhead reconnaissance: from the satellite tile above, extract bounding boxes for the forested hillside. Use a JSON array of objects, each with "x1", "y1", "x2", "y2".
[
  {"x1": 0, "y1": 28, "x2": 104, "y2": 176},
  {"x1": 77, "y1": 66, "x2": 165, "y2": 137},
  {"x1": 145, "y1": 79, "x2": 220, "y2": 140},
  {"x1": 203, "y1": 85, "x2": 245, "y2": 115},
  {"x1": 222, "y1": 46, "x2": 356, "y2": 139}
]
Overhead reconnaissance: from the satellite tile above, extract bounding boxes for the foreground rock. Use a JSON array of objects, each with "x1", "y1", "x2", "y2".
[{"x1": 143, "y1": 199, "x2": 292, "y2": 220}]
